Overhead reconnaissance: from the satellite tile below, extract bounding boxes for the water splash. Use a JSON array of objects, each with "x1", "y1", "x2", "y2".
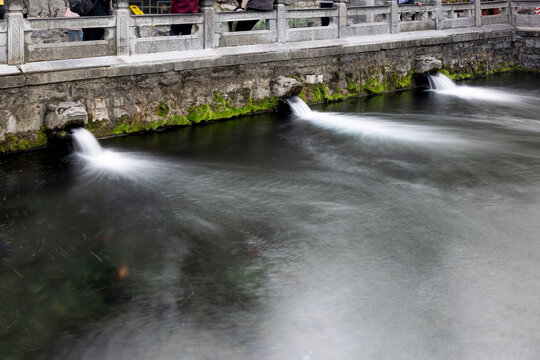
[
  {"x1": 300, "y1": 112, "x2": 465, "y2": 144},
  {"x1": 71, "y1": 128, "x2": 169, "y2": 181},
  {"x1": 286, "y1": 95, "x2": 312, "y2": 115},
  {"x1": 287, "y1": 97, "x2": 463, "y2": 144},
  {"x1": 427, "y1": 73, "x2": 525, "y2": 103}
]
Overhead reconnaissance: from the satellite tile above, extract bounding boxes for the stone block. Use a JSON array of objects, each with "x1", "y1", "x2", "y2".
[
  {"x1": 271, "y1": 75, "x2": 303, "y2": 97},
  {"x1": 44, "y1": 102, "x2": 88, "y2": 131},
  {"x1": 305, "y1": 74, "x2": 324, "y2": 84}
]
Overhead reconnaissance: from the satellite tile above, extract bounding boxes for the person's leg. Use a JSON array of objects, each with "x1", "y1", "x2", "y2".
[
  {"x1": 320, "y1": 1, "x2": 332, "y2": 26},
  {"x1": 77, "y1": 30, "x2": 83, "y2": 41},
  {"x1": 170, "y1": 24, "x2": 181, "y2": 36},
  {"x1": 171, "y1": 24, "x2": 193, "y2": 35},
  {"x1": 179, "y1": 24, "x2": 193, "y2": 35},
  {"x1": 68, "y1": 30, "x2": 76, "y2": 42},
  {"x1": 83, "y1": 28, "x2": 106, "y2": 41},
  {"x1": 234, "y1": 19, "x2": 259, "y2": 31}
]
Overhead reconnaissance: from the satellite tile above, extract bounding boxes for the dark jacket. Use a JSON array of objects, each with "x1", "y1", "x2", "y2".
[
  {"x1": 245, "y1": 0, "x2": 274, "y2": 11},
  {"x1": 87, "y1": 0, "x2": 112, "y2": 17}
]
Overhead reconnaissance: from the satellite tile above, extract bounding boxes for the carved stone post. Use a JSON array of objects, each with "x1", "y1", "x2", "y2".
[
  {"x1": 365, "y1": 0, "x2": 375, "y2": 24},
  {"x1": 201, "y1": 0, "x2": 215, "y2": 49},
  {"x1": 115, "y1": 0, "x2": 130, "y2": 55},
  {"x1": 6, "y1": 0, "x2": 24, "y2": 65},
  {"x1": 275, "y1": 0, "x2": 287, "y2": 43},
  {"x1": 336, "y1": 0, "x2": 347, "y2": 38},
  {"x1": 506, "y1": 0, "x2": 513, "y2": 26},
  {"x1": 474, "y1": 0, "x2": 481, "y2": 26},
  {"x1": 389, "y1": 0, "x2": 399, "y2": 34},
  {"x1": 435, "y1": 0, "x2": 443, "y2": 30}
]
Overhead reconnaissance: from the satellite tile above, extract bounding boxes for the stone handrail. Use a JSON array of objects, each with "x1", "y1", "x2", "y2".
[
  {"x1": 509, "y1": 0, "x2": 540, "y2": 27},
  {"x1": 0, "y1": 0, "x2": 532, "y2": 66}
]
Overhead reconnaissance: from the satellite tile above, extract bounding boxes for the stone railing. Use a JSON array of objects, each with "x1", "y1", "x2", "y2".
[
  {"x1": 0, "y1": 0, "x2": 535, "y2": 65},
  {"x1": 509, "y1": 0, "x2": 540, "y2": 27}
]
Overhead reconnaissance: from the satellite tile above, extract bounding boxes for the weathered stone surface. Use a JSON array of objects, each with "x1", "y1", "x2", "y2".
[
  {"x1": 271, "y1": 76, "x2": 303, "y2": 97},
  {"x1": 44, "y1": 101, "x2": 88, "y2": 130},
  {"x1": 0, "y1": 26, "x2": 536, "y2": 152},
  {"x1": 25, "y1": 0, "x2": 68, "y2": 18},
  {"x1": 0, "y1": 110, "x2": 17, "y2": 141},
  {"x1": 414, "y1": 55, "x2": 442, "y2": 74}
]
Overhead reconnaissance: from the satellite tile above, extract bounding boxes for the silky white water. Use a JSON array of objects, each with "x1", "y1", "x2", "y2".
[
  {"x1": 287, "y1": 95, "x2": 312, "y2": 115},
  {"x1": 288, "y1": 97, "x2": 466, "y2": 145},
  {"x1": 427, "y1": 72, "x2": 529, "y2": 103},
  {"x1": 3, "y1": 73, "x2": 540, "y2": 360},
  {"x1": 71, "y1": 128, "x2": 170, "y2": 181}
]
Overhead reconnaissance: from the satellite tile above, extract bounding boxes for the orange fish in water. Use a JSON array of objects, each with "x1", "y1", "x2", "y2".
[{"x1": 117, "y1": 263, "x2": 130, "y2": 279}]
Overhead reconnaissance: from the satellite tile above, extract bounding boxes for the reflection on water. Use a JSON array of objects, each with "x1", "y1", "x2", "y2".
[{"x1": 1, "y1": 73, "x2": 540, "y2": 360}]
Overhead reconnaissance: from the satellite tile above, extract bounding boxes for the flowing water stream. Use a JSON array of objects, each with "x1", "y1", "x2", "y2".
[{"x1": 1, "y1": 73, "x2": 540, "y2": 360}]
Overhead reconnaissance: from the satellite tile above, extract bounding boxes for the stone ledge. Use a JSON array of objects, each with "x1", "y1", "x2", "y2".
[{"x1": 0, "y1": 24, "x2": 517, "y2": 90}]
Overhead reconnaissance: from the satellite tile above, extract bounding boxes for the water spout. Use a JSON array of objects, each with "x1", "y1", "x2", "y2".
[
  {"x1": 72, "y1": 128, "x2": 103, "y2": 157},
  {"x1": 427, "y1": 73, "x2": 526, "y2": 104},
  {"x1": 282, "y1": 95, "x2": 312, "y2": 116},
  {"x1": 70, "y1": 128, "x2": 168, "y2": 181},
  {"x1": 287, "y1": 96, "x2": 464, "y2": 145},
  {"x1": 427, "y1": 73, "x2": 457, "y2": 91}
]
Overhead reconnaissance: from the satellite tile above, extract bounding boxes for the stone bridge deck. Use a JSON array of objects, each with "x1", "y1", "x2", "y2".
[{"x1": 0, "y1": 24, "x2": 522, "y2": 89}]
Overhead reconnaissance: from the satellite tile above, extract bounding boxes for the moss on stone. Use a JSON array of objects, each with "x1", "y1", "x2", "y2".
[
  {"x1": 346, "y1": 77, "x2": 360, "y2": 94},
  {"x1": 393, "y1": 71, "x2": 414, "y2": 89},
  {"x1": 300, "y1": 83, "x2": 348, "y2": 104},
  {"x1": 108, "y1": 94, "x2": 278, "y2": 136},
  {"x1": 0, "y1": 127, "x2": 48, "y2": 153},
  {"x1": 156, "y1": 102, "x2": 169, "y2": 117},
  {"x1": 187, "y1": 96, "x2": 278, "y2": 123},
  {"x1": 363, "y1": 78, "x2": 386, "y2": 95},
  {"x1": 440, "y1": 62, "x2": 527, "y2": 81}
]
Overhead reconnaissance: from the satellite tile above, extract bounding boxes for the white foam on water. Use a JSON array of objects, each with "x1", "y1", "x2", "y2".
[
  {"x1": 71, "y1": 128, "x2": 169, "y2": 181},
  {"x1": 286, "y1": 95, "x2": 465, "y2": 145},
  {"x1": 428, "y1": 73, "x2": 526, "y2": 103},
  {"x1": 287, "y1": 95, "x2": 312, "y2": 115},
  {"x1": 298, "y1": 111, "x2": 464, "y2": 145}
]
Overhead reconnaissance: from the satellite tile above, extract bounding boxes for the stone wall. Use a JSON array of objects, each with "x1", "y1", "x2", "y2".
[
  {"x1": 1, "y1": 26, "x2": 526, "y2": 153},
  {"x1": 515, "y1": 30, "x2": 540, "y2": 70}
]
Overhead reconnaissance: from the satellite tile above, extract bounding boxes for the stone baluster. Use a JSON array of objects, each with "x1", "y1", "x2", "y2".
[
  {"x1": 336, "y1": 0, "x2": 348, "y2": 38},
  {"x1": 435, "y1": 0, "x2": 443, "y2": 30},
  {"x1": 275, "y1": 0, "x2": 287, "y2": 43},
  {"x1": 389, "y1": 0, "x2": 399, "y2": 34},
  {"x1": 201, "y1": 0, "x2": 215, "y2": 49},
  {"x1": 6, "y1": 0, "x2": 24, "y2": 65},
  {"x1": 115, "y1": 0, "x2": 131, "y2": 56},
  {"x1": 474, "y1": 0, "x2": 481, "y2": 26},
  {"x1": 506, "y1": 0, "x2": 513, "y2": 26},
  {"x1": 365, "y1": 0, "x2": 375, "y2": 24}
]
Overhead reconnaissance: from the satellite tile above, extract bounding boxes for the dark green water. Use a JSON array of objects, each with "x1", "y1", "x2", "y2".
[{"x1": 1, "y1": 73, "x2": 540, "y2": 360}]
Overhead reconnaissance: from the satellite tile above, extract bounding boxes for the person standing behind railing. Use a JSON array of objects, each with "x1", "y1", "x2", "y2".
[
  {"x1": 82, "y1": 0, "x2": 113, "y2": 41},
  {"x1": 230, "y1": 0, "x2": 274, "y2": 31},
  {"x1": 170, "y1": 0, "x2": 199, "y2": 36},
  {"x1": 320, "y1": 0, "x2": 333, "y2": 26},
  {"x1": 397, "y1": 0, "x2": 422, "y2": 20},
  {"x1": 65, "y1": 7, "x2": 84, "y2": 42}
]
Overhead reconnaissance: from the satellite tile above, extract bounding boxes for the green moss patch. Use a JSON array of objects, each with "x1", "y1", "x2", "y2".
[{"x1": 0, "y1": 127, "x2": 48, "y2": 153}]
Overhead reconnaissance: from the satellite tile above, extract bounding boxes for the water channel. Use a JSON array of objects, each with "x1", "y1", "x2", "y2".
[{"x1": 1, "y1": 72, "x2": 540, "y2": 360}]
